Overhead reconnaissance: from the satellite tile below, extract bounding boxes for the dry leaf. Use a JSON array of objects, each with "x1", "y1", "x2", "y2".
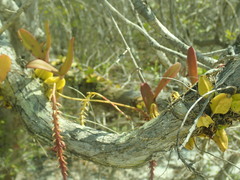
[{"x1": 185, "y1": 137, "x2": 195, "y2": 150}]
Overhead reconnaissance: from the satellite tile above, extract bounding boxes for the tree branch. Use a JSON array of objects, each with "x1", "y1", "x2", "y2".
[
  {"x1": 1, "y1": 23, "x2": 240, "y2": 169},
  {"x1": 131, "y1": 0, "x2": 218, "y2": 67}
]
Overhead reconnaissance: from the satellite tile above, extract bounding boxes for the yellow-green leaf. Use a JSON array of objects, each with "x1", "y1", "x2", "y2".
[
  {"x1": 232, "y1": 93, "x2": 240, "y2": 100},
  {"x1": 0, "y1": 54, "x2": 11, "y2": 83},
  {"x1": 230, "y1": 93, "x2": 240, "y2": 114},
  {"x1": 197, "y1": 114, "x2": 214, "y2": 128},
  {"x1": 59, "y1": 38, "x2": 74, "y2": 76},
  {"x1": 210, "y1": 93, "x2": 232, "y2": 114},
  {"x1": 18, "y1": 29, "x2": 44, "y2": 59},
  {"x1": 198, "y1": 75, "x2": 213, "y2": 97},
  {"x1": 212, "y1": 129, "x2": 228, "y2": 152}
]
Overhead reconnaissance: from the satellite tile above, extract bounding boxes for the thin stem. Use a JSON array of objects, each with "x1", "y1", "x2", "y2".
[
  {"x1": 110, "y1": 15, "x2": 145, "y2": 83},
  {"x1": 0, "y1": 0, "x2": 34, "y2": 35}
]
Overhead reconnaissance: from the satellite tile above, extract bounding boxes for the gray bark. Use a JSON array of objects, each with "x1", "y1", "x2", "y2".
[{"x1": 1, "y1": 27, "x2": 240, "y2": 168}]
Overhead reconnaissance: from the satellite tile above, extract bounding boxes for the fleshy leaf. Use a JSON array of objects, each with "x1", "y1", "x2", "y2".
[
  {"x1": 212, "y1": 129, "x2": 228, "y2": 152},
  {"x1": 27, "y1": 59, "x2": 58, "y2": 73},
  {"x1": 187, "y1": 47, "x2": 198, "y2": 84},
  {"x1": 140, "y1": 82, "x2": 155, "y2": 113},
  {"x1": 59, "y1": 38, "x2": 74, "y2": 76},
  {"x1": 34, "y1": 69, "x2": 53, "y2": 80},
  {"x1": 0, "y1": 54, "x2": 11, "y2": 82},
  {"x1": 185, "y1": 137, "x2": 195, "y2": 150},
  {"x1": 44, "y1": 76, "x2": 66, "y2": 90},
  {"x1": 210, "y1": 93, "x2": 232, "y2": 114},
  {"x1": 18, "y1": 29, "x2": 45, "y2": 59},
  {"x1": 197, "y1": 114, "x2": 214, "y2": 128},
  {"x1": 154, "y1": 62, "x2": 181, "y2": 99},
  {"x1": 42, "y1": 22, "x2": 51, "y2": 62},
  {"x1": 230, "y1": 94, "x2": 240, "y2": 114},
  {"x1": 198, "y1": 75, "x2": 213, "y2": 97}
]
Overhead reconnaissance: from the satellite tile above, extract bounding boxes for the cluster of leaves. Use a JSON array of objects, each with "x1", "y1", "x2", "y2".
[
  {"x1": 18, "y1": 22, "x2": 74, "y2": 180},
  {"x1": 184, "y1": 51, "x2": 240, "y2": 152},
  {"x1": 18, "y1": 23, "x2": 74, "y2": 98},
  {"x1": 141, "y1": 62, "x2": 181, "y2": 180}
]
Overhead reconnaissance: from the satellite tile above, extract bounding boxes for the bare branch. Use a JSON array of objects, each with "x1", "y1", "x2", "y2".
[{"x1": 0, "y1": 0, "x2": 34, "y2": 35}]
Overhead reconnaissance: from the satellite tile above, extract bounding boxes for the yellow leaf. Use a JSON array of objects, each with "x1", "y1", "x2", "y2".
[
  {"x1": 185, "y1": 137, "x2": 195, "y2": 150},
  {"x1": 197, "y1": 114, "x2": 214, "y2": 128},
  {"x1": 231, "y1": 93, "x2": 240, "y2": 114},
  {"x1": 0, "y1": 54, "x2": 11, "y2": 83},
  {"x1": 34, "y1": 69, "x2": 53, "y2": 80},
  {"x1": 232, "y1": 94, "x2": 240, "y2": 100},
  {"x1": 56, "y1": 78, "x2": 66, "y2": 90},
  {"x1": 44, "y1": 76, "x2": 65, "y2": 90},
  {"x1": 171, "y1": 91, "x2": 180, "y2": 101},
  {"x1": 149, "y1": 103, "x2": 160, "y2": 119},
  {"x1": 44, "y1": 76, "x2": 60, "y2": 84},
  {"x1": 198, "y1": 75, "x2": 213, "y2": 97},
  {"x1": 210, "y1": 93, "x2": 232, "y2": 114},
  {"x1": 212, "y1": 129, "x2": 228, "y2": 152},
  {"x1": 197, "y1": 134, "x2": 209, "y2": 138}
]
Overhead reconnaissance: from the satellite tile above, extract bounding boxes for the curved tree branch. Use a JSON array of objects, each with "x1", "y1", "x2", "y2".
[{"x1": 1, "y1": 29, "x2": 240, "y2": 168}]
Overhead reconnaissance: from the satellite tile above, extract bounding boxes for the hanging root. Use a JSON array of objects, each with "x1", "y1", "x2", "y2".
[
  {"x1": 149, "y1": 160, "x2": 157, "y2": 180},
  {"x1": 51, "y1": 83, "x2": 68, "y2": 180}
]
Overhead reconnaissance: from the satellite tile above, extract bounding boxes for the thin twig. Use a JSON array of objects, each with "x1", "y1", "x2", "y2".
[
  {"x1": 0, "y1": 0, "x2": 34, "y2": 35},
  {"x1": 110, "y1": 15, "x2": 145, "y2": 83},
  {"x1": 102, "y1": 0, "x2": 187, "y2": 63},
  {"x1": 202, "y1": 48, "x2": 229, "y2": 56}
]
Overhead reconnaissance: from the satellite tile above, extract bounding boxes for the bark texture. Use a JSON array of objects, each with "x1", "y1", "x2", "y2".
[{"x1": 1, "y1": 24, "x2": 240, "y2": 169}]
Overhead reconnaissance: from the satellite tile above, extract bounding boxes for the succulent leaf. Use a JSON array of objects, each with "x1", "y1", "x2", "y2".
[
  {"x1": 198, "y1": 75, "x2": 213, "y2": 97},
  {"x1": 154, "y1": 62, "x2": 181, "y2": 99},
  {"x1": 212, "y1": 129, "x2": 228, "y2": 152},
  {"x1": 210, "y1": 93, "x2": 232, "y2": 114},
  {"x1": 187, "y1": 46, "x2": 198, "y2": 84},
  {"x1": 27, "y1": 59, "x2": 58, "y2": 73},
  {"x1": 197, "y1": 114, "x2": 214, "y2": 128},
  {"x1": 0, "y1": 54, "x2": 11, "y2": 83}
]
